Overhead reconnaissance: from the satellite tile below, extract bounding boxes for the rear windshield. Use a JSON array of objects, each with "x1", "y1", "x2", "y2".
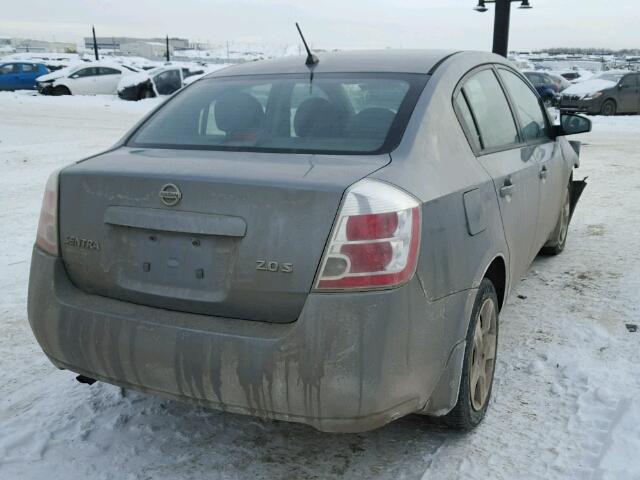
[{"x1": 128, "y1": 73, "x2": 428, "y2": 155}]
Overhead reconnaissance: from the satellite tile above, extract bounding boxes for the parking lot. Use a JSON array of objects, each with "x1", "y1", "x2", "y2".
[{"x1": 1, "y1": 91, "x2": 639, "y2": 479}]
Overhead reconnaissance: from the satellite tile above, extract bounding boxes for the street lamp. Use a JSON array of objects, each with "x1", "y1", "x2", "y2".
[{"x1": 474, "y1": 0, "x2": 533, "y2": 57}]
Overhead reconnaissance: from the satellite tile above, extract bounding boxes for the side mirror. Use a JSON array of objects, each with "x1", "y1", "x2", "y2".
[{"x1": 553, "y1": 113, "x2": 592, "y2": 137}]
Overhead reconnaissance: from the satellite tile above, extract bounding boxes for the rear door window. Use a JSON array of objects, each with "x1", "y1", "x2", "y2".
[
  {"x1": 453, "y1": 92, "x2": 481, "y2": 151},
  {"x1": 20, "y1": 64, "x2": 39, "y2": 73},
  {"x1": 73, "y1": 67, "x2": 99, "y2": 78},
  {"x1": 0, "y1": 64, "x2": 19, "y2": 74},
  {"x1": 99, "y1": 67, "x2": 121, "y2": 75},
  {"x1": 460, "y1": 69, "x2": 520, "y2": 151},
  {"x1": 153, "y1": 69, "x2": 182, "y2": 95},
  {"x1": 499, "y1": 69, "x2": 550, "y2": 142}
]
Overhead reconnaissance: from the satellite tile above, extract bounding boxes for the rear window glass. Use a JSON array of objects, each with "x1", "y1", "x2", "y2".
[{"x1": 128, "y1": 73, "x2": 427, "y2": 155}]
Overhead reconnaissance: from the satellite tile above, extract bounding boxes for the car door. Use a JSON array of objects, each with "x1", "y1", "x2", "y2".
[
  {"x1": 498, "y1": 67, "x2": 568, "y2": 251},
  {"x1": 68, "y1": 67, "x2": 99, "y2": 95},
  {"x1": 0, "y1": 63, "x2": 20, "y2": 90},
  {"x1": 19, "y1": 63, "x2": 39, "y2": 90},
  {"x1": 455, "y1": 67, "x2": 540, "y2": 284},
  {"x1": 623, "y1": 74, "x2": 640, "y2": 113},
  {"x1": 153, "y1": 69, "x2": 183, "y2": 95},
  {"x1": 617, "y1": 74, "x2": 639, "y2": 113},
  {"x1": 97, "y1": 67, "x2": 122, "y2": 94}
]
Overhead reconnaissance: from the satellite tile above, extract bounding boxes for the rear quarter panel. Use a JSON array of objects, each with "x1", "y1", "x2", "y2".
[{"x1": 371, "y1": 52, "x2": 511, "y2": 318}]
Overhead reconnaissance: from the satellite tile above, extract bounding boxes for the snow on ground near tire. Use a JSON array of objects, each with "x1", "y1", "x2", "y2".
[{"x1": 0, "y1": 91, "x2": 639, "y2": 479}]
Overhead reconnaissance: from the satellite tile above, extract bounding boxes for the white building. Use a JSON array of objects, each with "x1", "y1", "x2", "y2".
[{"x1": 120, "y1": 41, "x2": 172, "y2": 59}]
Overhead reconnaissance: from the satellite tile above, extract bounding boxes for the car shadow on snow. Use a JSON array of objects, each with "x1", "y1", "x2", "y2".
[{"x1": 71, "y1": 381, "x2": 457, "y2": 479}]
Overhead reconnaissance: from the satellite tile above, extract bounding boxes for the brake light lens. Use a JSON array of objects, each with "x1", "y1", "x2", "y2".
[
  {"x1": 315, "y1": 179, "x2": 421, "y2": 290},
  {"x1": 36, "y1": 170, "x2": 60, "y2": 256}
]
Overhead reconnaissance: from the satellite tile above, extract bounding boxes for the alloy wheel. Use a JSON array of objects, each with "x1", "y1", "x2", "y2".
[
  {"x1": 470, "y1": 297, "x2": 498, "y2": 411},
  {"x1": 558, "y1": 189, "x2": 571, "y2": 246}
]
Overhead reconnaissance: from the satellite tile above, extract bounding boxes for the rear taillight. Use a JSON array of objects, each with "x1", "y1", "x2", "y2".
[
  {"x1": 315, "y1": 179, "x2": 421, "y2": 291},
  {"x1": 36, "y1": 170, "x2": 60, "y2": 256}
]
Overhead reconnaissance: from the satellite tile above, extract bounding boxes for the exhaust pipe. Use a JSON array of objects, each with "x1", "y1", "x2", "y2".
[{"x1": 76, "y1": 375, "x2": 96, "y2": 385}]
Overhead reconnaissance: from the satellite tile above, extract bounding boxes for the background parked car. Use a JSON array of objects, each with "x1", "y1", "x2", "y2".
[
  {"x1": 559, "y1": 71, "x2": 640, "y2": 115},
  {"x1": 36, "y1": 62, "x2": 139, "y2": 96},
  {"x1": 0, "y1": 62, "x2": 49, "y2": 91},
  {"x1": 522, "y1": 70, "x2": 560, "y2": 106},
  {"x1": 546, "y1": 72, "x2": 572, "y2": 92},
  {"x1": 117, "y1": 66, "x2": 183, "y2": 100}
]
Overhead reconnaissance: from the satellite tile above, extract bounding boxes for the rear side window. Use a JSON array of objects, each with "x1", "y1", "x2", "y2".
[
  {"x1": 73, "y1": 68, "x2": 98, "y2": 78},
  {"x1": 454, "y1": 93, "x2": 481, "y2": 151},
  {"x1": 460, "y1": 69, "x2": 519, "y2": 151},
  {"x1": 499, "y1": 69, "x2": 550, "y2": 142},
  {"x1": 128, "y1": 73, "x2": 427, "y2": 155},
  {"x1": 0, "y1": 64, "x2": 18, "y2": 74},
  {"x1": 99, "y1": 67, "x2": 121, "y2": 75}
]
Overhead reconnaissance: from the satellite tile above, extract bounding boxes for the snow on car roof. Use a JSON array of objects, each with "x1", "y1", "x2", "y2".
[{"x1": 563, "y1": 78, "x2": 618, "y2": 96}]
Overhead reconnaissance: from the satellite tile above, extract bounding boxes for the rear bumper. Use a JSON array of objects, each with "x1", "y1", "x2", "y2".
[{"x1": 28, "y1": 247, "x2": 475, "y2": 432}]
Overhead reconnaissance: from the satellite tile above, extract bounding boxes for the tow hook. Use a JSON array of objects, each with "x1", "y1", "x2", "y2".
[{"x1": 76, "y1": 375, "x2": 97, "y2": 385}]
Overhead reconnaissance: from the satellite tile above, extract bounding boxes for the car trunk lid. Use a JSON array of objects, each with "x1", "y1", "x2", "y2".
[{"x1": 58, "y1": 147, "x2": 389, "y2": 323}]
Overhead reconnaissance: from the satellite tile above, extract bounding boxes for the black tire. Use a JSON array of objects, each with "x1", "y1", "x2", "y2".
[
  {"x1": 540, "y1": 182, "x2": 571, "y2": 256},
  {"x1": 601, "y1": 99, "x2": 616, "y2": 116},
  {"x1": 53, "y1": 85, "x2": 71, "y2": 96},
  {"x1": 441, "y1": 278, "x2": 499, "y2": 430}
]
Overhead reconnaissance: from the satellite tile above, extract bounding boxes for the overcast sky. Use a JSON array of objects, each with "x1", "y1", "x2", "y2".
[{"x1": 2, "y1": 0, "x2": 639, "y2": 51}]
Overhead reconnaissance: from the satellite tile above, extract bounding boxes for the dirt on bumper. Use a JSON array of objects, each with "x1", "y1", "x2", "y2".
[{"x1": 28, "y1": 247, "x2": 473, "y2": 432}]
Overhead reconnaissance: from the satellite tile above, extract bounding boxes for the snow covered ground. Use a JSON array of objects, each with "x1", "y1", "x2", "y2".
[{"x1": 0, "y1": 91, "x2": 639, "y2": 479}]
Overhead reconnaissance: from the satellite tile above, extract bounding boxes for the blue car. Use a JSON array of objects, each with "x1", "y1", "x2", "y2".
[
  {"x1": 522, "y1": 70, "x2": 559, "y2": 106},
  {"x1": 0, "y1": 62, "x2": 49, "y2": 91}
]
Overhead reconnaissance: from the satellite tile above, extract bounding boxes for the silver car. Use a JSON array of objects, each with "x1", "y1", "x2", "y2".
[{"x1": 28, "y1": 50, "x2": 590, "y2": 433}]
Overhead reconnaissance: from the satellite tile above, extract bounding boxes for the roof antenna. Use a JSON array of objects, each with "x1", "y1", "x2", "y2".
[{"x1": 295, "y1": 22, "x2": 319, "y2": 66}]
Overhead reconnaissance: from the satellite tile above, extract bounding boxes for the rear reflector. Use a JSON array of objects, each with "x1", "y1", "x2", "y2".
[{"x1": 315, "y1": 179, "x2": 421, "y2": 291}]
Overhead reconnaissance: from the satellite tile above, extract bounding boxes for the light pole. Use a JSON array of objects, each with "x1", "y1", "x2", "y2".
[{"x1": 474, "y1": 0, "x2": 532, "y2": 58}]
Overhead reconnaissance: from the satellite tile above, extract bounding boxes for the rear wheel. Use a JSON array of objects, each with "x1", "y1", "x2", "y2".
[
  {"x1": 441, "y1": 278, "x2": 499, "y2": 430},
  {"x1": 53, "y1": 85, "x2": 71, "y2": 96},
  {"x1": 540, "y1": 182, "x2": 571, "y2": 256},
  {"x1": 601, "y1": 99, "x2": 616, "y2": 116}
]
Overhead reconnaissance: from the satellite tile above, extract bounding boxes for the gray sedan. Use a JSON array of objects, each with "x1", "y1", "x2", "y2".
[
  {"x1": 28, "y1": 50, "x2": 590, "y2": 433},
  {"x1": 560, "y1": 71, "x2": 640, "y2": 115}
]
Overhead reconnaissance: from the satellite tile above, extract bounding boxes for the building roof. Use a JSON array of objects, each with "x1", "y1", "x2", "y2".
[{"x1": 208, "y1": 49, "x2": 459, "y2": 77}]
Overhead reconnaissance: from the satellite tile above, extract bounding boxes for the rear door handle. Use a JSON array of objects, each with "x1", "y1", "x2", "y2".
[
  {"x1": 499, "y1": 180, "x2": 514, "y2": 198},
  {"x1": 539, "y1": 165, "x2": 548, "y2": 179}
]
